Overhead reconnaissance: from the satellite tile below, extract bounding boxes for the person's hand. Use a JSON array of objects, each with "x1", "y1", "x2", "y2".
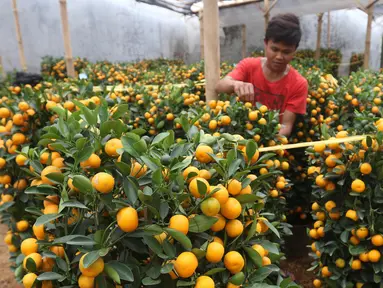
[{"x1": 232, "y1": 80, "x2": 254, "y2": 102}]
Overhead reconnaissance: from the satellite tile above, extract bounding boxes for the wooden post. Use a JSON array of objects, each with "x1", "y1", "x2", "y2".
[
  {"x1": 0, "y1": 56, "x2": 6, "y2": 79},
  {"x1": 264, "y1": 0, "x2": 269, "y2": 32},
  {"x1": 242, "y1": 25, "x2": 247, "y2": 59},
  {"x1": 364, "y1": 0, "x2": 374, "y2": 70},
  {"x1": 199, "y1": 11, "x2": 204, "y2": 60},
  {"x1": 315, "y1": 13, "x2": 324, "y2": 60},
  {"x1": 203, "y1": 0, "x2": 220, "y2": 102},
  {"x1": 327, "y1": 12, "x2": 331, "y2": 48},
  {"x1": 59, "y1": 0, "x2": 75, "y2": 78},
  {"x1": 12, "y1": 0, "x2": 27, "y2": 71}
]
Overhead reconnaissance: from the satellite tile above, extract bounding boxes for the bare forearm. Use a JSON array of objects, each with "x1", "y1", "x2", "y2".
[
  {"x1": 215, "y1": 77, "x2": 236, "y2": 94},
  {"x1": 279, "y1": 124, "x2": 293, "y2": 137}
]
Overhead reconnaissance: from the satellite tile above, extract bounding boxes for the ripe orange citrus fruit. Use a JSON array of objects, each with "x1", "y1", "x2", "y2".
[
  {"x1": 351, "y1": 179, "x2": 366, "y2": 193},
  {"x1": 201, "y1": 197, "x2": 220, "y2": 217},
  {"x1": 195, "y1": 145, "x2": 213, "y2": 163},
  {"x1": 105, "y1": 138, "x2": 123, "y2": 157},
  {"x1": 91, "y1": 172, "x2": 115, "y2": 193},
  {"x1": 21, "y1": 238, "x2": 38, "y2": 256},
  {"x1": 174, "y1": 252, "x2": 198, "y2": 278},
  {"x1": 117, "y1": 207, "x2": 138, "y2": 233},
  {"x1": 211, "y1": 214, "x2": 226, "y2": 232},
  {"x1": 169, "y1": 215, "x2": 189, "y2": 235},
  {"x1": 189, "y1": 177, "x2": 210, "y2": 198},
  {"x1": 41, "y1": 165, "x2": 61, "y2": 185},
  {"x1": 221, "y1": 197, "x2": 242, "y2": 219},
  {"x1": 224, "y1": 251, "x2": 244, "y2": 274},
  {"x1": 79, "y1": 254, "x2": 105, "y2": 277},
  {"x1": 195, "y1": 276, "x2": 214, "y2": 288},
  {"x1": 206, "y1": 242, "x2": 225, "y2": 263},
  {"x1": 225, "y1": 219, "x2": 244, "y2": 238}
]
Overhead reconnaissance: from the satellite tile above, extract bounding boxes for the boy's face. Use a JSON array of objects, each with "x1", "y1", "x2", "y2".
[{"x1": 264, "y1": 39, "x2": 296, "y2": 72}]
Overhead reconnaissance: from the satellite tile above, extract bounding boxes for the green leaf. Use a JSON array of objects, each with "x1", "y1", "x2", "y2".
[
  {"x1": 262, "y1": 219, "x2": 280, "y2": 239},
  {"x1": 161, "y1": 263, "x2": 174, "y2": 274},
  {"x1": 112, "y1": 104, "x2": 130, "y2": 119},
  {"x1": 104, "y1": 263, "x2": 121, "y2": 284},
  {"x1": 107, "y1": 261, "x2": 134, "y2": 282},
  {"x1": 0, "y1": 201, "x2": 15, "y2": 212},
  {"x1": 142, "y1": 277, "x2": 161, "y2": 285},
  {"x1": 228, "y1": 159, "x2": 242, "y2": 178},
  {"x1": 164, "y1": 228, "x2": 192, "y2": 250},
  {"x1": 171, "y1": 157, "x2": 192, "y2": 171},
  {"x1": 258, "y1": 240, "x2": 279, "y2": 255},
  {"x1": 189, "y1": 215, "x2": 218, "y2": 233},
  {"x1": 116, "y1": 161, "x2": 131, "y2": 177},
  {"x1": 245, "y1": 140, "x2": 257, "y2": 163},
  {"x1": 191, "y1": 248, "x2": 206, "y2": 260},
  {"x1": 37, "y1": 272, "x2": 64, "y2": 281},
  {"x1": 26, "y1": 257, "x2": 37, "y2": 272},
  {"x1": 204, "y1": 268, "x2": 226, "y2": 276},
  {"x1": 141, "y1": 156, "x2": 159, "y2": 172},
  {"x1": 249, "y1": 265, "x2": 280, "y2": 282},
  {"x1": 83, "y1": 251, "x2": 101, "y2": 268},
  {"x1": 25, "y1": 185, "x2": 57, "y2": 195},
  {"x1": 177, "y1": 280, "x2": 195, "y2": 287},
  {"x1": 73, "y1": 175, "x2": 93, "y2": 194},
  {"x1": 123, "y1": 177, "x2": 138, "y2": 206},
  {"x1": 60, "y1": 200, "x2": 88, "y2": 210},
  {"x1": 133, "y1": 139, "x2": 148, "y2": 154},
  {"x1": 152, "y1": 169, "x2": 162, "y2": 186},
  {"x1": 244, "y1": 247, "x2": 263, "y2": 268},
  {"x1": 160, "y1": 202, "x2": 169, "y2": 220},
  {"x1": 144, "y1": 225, "x2": 163, "y2": 235},
  {"x1": 53, "y1": 235, "x2": 95, "y2": 246},
  {"x1": 236, "y1": 194, "x2": 260, "y2": 204},
  {"x1": 81, "y1": 104, "x2": 98, "y2": 125},
  {"x1": 163, "y1": 239, "x2": 176, "y2": 258},
  {"x1": 152, "y1": 132, "x2": 170, "y2": 145},
  {"x1": 143, "y1": 236, "x2": 163, "y2": 255},
  {"x1": 35, "y1": 213, "x2": 63, "y2": 226},
  {"x1": 196, "y1": 179, "x2": 208, "y2": 197},
  {"x1": 25, "y1": 207, "x2": 44, "y2": 217},
  {"x1": 45, "y1": 172, "x2": 64, "y2": 184}
]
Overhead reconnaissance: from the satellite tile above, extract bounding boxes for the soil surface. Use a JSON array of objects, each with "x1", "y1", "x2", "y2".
[
  {"x1": 0, "y1": 224, "x2": 22, "y2": 288},
  {"x1": 281, "y1": 255, "x2": 314, "y2": 287}
]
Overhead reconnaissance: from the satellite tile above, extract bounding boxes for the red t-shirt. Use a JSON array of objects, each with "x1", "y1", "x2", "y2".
[{"x1": 228, "y1": 57, "x2": 308, "y2": 116}]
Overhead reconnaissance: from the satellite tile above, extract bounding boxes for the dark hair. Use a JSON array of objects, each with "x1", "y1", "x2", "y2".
[{"x1": 265, "y1": 13, "x2": 302, "y2": 48}]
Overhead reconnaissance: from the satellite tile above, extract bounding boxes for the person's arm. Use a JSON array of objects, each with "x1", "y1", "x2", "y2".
[
  {"x1": 216, "y1": 58, "x2": 255, "y2": 102},
  {"x1": 215, "y1": 76, "x2": 254, "y2": 102},
  {"x1": 279, "y1": 110, "x2": 296, "y2": 136}
]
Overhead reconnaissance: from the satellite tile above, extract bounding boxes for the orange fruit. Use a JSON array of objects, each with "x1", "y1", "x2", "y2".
[
  {"x1": 195, "y1": 145, "x2": 213, "y2": 163},
  {"x1": 199, "y1": 169, "x2": 212, "y2": 180},
  {"x1": 21, "y1": 238, "x2": 38, "y2": 256},
  {"x1": 225, "y1": 219, "x2": 244, "y2": 238},
  {"x1": 50, "y1": 246, "x2": 65, "y2": 258},
  {"x1": 79, "y1": 254, "x2": 105, "y2": 277},
  {"x1": 201, "y1": 197, "x2": 220, "y2": 217},
  {"x1": 313, "y1": 279, "x2": 322, "y2": 288},
  {"x1": 371, "y1": 234, "x2": 383, "y2": 246},
  {"x1": 183, "y1": 166, "x2": 200, "y2": 182},
  {"x1": 91, "y1": 172, "x2": 115, "y2": 193},
  {"x1": 189, "y1": 177, "x2": 210, "y2": 198},
  {"x1": 169, "y1": 215, "x2": 189, "y2": 235},
  {"x1": 351, "y1": 179, "x2": 366, "y2": 193},
  {"x1": 80, "y1": 153, "x2": 101, "y2": 169},
  {"x1": 346, "y1": 210, "x2": 358, "y2": 221},
  {"x1": 104, "y1": 138, "x2": 123, "y2": 157},
  {"x1": 15, "y1": 154, "x2": 28, "y2": 166},
  {"x1": 33, "y1": 224, "x2": 45, "y2": 240},
  {"x1": 368, "y1": 249, "x2": 381, "y2": 262},
  {"x1": 315, "y1": 175, "x2": 328, "y2": 188},
  {"x1": 130, "y1": 162, "x2": 147, "y2": 178},
  {"x1": 23, "y1": 252, "x2": 42, "y2": 270},
  {"x1": 41, "y1": 257, "x2": 55, "y2": 272},
  {"x1": 43, "y1": 195, "x2": 60, "y2": 208},
  {"x1": 325, "y1": 154, "x2": 337, "y2": 168},
  {"x1": 314, "y1": 143, "x2": 326, "y2": 153},
  {"x1": 252, "y1": 244, "x2": 266, "y2": 257},
  {"x1": 321, "y1": 266, "x2": 332, "y2": 277},
  {"x1": 351, "y1": 259, "x2": 362, "y2": 270},
  {"x1": 227, "y1": 179, "x2": 242, "y2": 196},
  {"x1": 22, "y1": 273, "x2": 38, "y2": 288},
  {"x1": 117, "y1": 207, "x2": 138, "y2": 233},
  {"x1": 335, "y1": 258, "x2": 345, "y2": 268},
  {"x1": 241, "y1": 147, "x2": 260, "y2": 164},
  {"x1": 325, "y1": 201, "x2": 336, "y2": 212},
  {"x1": 210, "y1": 185, "x2": 229, "y2": 205},
  {"x1": 16, "y1": 220, "x2": 29, "y2": 232},
  {"x1": 356, "y1": 227, "x2": 369, "y2": 240},
  {"x1": 195, "y1": 276, "x2": 214, "y2": 288},
  {"x1": 248, "y1": 111, "x2": 258, "y2": 121},
  {"x1": 221, "y1": 197, "x2": 242, "y2": 219},
  {"x1": 78, "y1": 275, "x2": 95, "y2": 288},
  {"x1": 211, "y1": 214, "x2": 226, "y2": 232},
  {"x1": 206, "y1": 242, "x2": 225, "y2": 263},
  {"x1": 41, "y1": 165, "x2": 61, "y2": 185},
  {"x1": 350, "y1": 236, "x2": 360, "y2": 246},
  {"x1": 359, "y1": 252, "x2": 369, "y2": 262},
  {"x1": 262, "y1": 256, "x2": 271, "y2": 266},
  {"x1": 12, "y1": 133, "x2": 26, "y2": 145},
  {"x1": 224, "y1": 251, "x2": 244, "y2": 274},
  {"x1": 174, "y1": 252, "x2": 198, "y2": 278},
  {"x1": 360, "y1": 163, "x2": 372, "y2": 174}
]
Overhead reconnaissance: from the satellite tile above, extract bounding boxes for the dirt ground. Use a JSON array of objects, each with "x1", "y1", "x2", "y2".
[{"x1": 0, "y1": 224, "x2": 22, "y2": 288}]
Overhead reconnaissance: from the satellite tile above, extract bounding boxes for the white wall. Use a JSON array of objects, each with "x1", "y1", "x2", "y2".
[
  {"x1": 1, "y1": 0, "x2": 382, "y2": 75},
  {"x1": 0, "y1": 0, "x2": 187, "y2": 72}
]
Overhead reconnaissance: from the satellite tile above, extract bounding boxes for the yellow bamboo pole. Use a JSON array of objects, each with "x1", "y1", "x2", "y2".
[
  {"x1": 0, "y1": 56, "x2": 6, "y2": 79},
  {"x1": 12, "y1": 0, "x2": 27, "y2": 71},
  {"x1": 258, "y1": 135, "x2": 367, "y2": 152},
  {"x1": 242, "y1": 25, "x2": 247, "y2": 59},
  {"x1": 203, "y1": 0, "x2": 220, "y2": 102},
  {"x1": 199, "y1": 11, "x2": 204, "y2": 60},
  {"x1": 327, "y1": 12, "x2": 331, "y2": 48},
  {"x1": 315, "y1": 13, "x2": 324, "y2": 60},
  {"x1": 364, "y1": 0, "x2": 374, "y2": 70},
  {"x1": 59, "y1": 0, "x2": 75, "y2": 78}
]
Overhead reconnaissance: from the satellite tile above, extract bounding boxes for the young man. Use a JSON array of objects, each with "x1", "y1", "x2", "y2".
[{"x1": 215, "y1": 13, "x2": 308, "y2": 136}]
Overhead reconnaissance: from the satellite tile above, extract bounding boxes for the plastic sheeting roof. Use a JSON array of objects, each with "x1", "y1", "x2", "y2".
[{"x1": 137, "y1": 0, "x2": 383, "y2": 15}]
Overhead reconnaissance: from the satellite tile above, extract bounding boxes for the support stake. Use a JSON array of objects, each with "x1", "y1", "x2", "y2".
[
  {"x1": 12, "y1": 0, "x2": 27, "y2": 71},
  {"x1": 364, "y1": 0, "x2": 374, "y2": 70},
  {"x1": 315, "y1": 13, "x2": 324, "y2": 60},
  {"x1": 203, "y1": 0, "x2": 220, "y2": 102},
  {"x1": 59, "y1": 0, "x2": 75, "y2": 78}
]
